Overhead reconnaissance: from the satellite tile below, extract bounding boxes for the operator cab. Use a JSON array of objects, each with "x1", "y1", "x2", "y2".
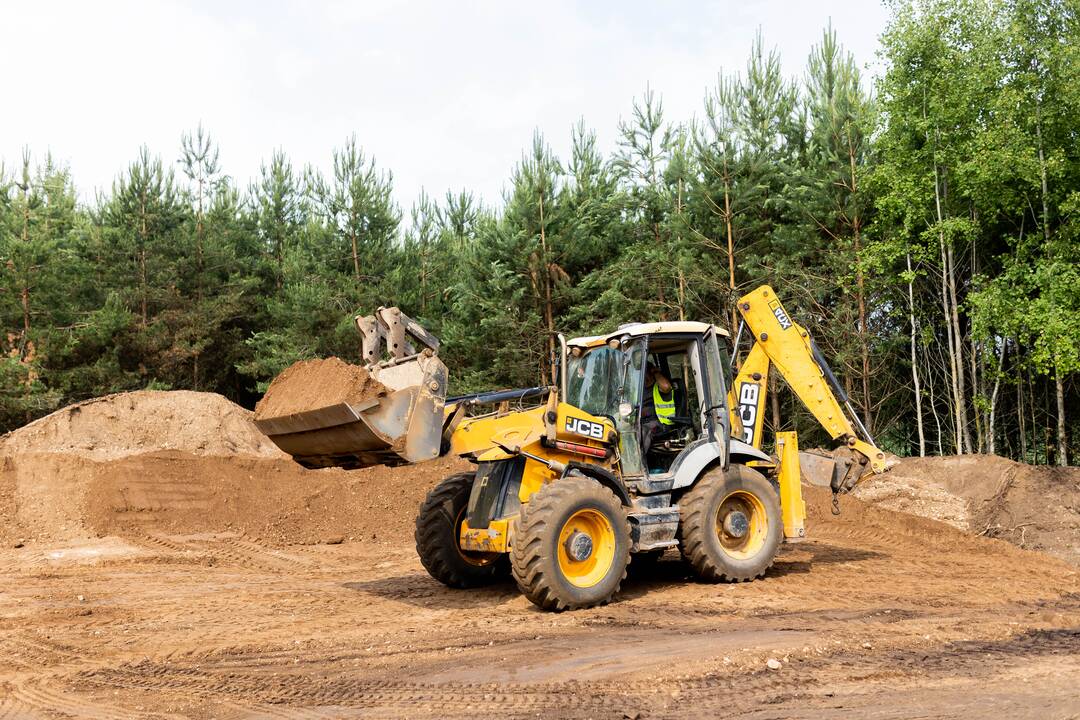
[
  {"x1": 644, "y1": 338, "x2": 703, "y2": 471},
  {"x1": 565, "y1": 322, "x2": 733, "y2": 481}
]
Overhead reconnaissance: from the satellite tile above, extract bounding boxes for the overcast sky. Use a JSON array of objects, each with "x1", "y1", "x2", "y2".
[{"x1": 3, "y1": 1, "x2": 890, "y2": 213}]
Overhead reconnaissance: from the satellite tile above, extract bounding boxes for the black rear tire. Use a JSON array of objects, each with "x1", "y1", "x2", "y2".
[
  {"x1": 677, "y1": 464, "x2": 782, "y2": 582},
  {"x1": 415, "y1": 472, "x2": 509, "y2": 588},
  {"x1": 511, "y1": 477, "x2": 630, "y2": 611}
]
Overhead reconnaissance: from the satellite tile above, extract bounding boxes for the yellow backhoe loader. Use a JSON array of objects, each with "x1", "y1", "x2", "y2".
[{"x1": 255, "y1": 286, "x2": 891, "y2": 611}]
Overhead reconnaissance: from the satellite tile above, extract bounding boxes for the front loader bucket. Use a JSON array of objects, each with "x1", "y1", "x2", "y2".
[{"x1": 254, "y1": 353, "x2": 448, "y2": 470}]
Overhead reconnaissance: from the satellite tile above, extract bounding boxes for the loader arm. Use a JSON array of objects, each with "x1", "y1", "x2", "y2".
[{"x1": 729, "y1": 285, "x2": 888, "y2": 492}]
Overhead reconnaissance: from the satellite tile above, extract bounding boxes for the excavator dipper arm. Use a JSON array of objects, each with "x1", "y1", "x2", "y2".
[{"x1": 729, "y1": 285, "x2": 889, "y2": 493}]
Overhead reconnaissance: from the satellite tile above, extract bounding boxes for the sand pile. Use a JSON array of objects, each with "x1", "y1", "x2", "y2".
[
  {"x1": 856, "y1": 455, "x2": 1080, "y2": 565},
  {"x1": 0, "y1": 389, "x2": 464, "y2": 548},
  {"x1": 254, "y1": 357, "x2": 387, "y2": 420},
  {"x1": 80, "y1": 452, "x2": 467, "y2": 546},
  {"x1": 0, "y1": 390, "x2": 284, "y2": 461}
]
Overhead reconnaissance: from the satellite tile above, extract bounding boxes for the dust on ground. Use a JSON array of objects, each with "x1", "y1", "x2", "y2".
[
  {"x1": 1, "y1": 391, "x2": 1079, "y2": 718},
  {"x1": 254, "y1": 357, "x2": 388, "y2": 420}
]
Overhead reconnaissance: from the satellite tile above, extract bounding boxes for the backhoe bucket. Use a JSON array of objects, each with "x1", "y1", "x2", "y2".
[
  {"x1": 799, "y1": 447, "x2": 892, "y2": 493},
  {"x1": 798, "y1": 450, "x2": 843, "y2": 488},
  {"x1": 253, "y1": 307, "x2": 448, "y2": 470}
]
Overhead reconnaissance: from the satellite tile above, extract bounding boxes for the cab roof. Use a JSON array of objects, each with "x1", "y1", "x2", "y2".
[{"x1": 567, "y1": 321, "x2": 729, "y2": 349}]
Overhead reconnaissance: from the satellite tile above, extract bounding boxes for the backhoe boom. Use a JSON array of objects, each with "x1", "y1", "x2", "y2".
[{"x1": 730, "y1": 285, "x2": 888, "y2": 493}]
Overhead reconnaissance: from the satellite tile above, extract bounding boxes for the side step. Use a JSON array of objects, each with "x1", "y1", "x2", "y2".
[{"x1": 629, "y1": 506, "x2": 680, "y2": 552}]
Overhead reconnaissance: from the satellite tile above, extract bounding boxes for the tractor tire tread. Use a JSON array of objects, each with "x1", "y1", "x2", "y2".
[
  {"x1": 677, "y1": 465, "x2": 781, "y2": 583},
  {"x1": 415, "y1": 472, "x2": 507, "y2": 588},
  {"x1": 510, "y1": 477, "x2": 630, "y2": 611}
]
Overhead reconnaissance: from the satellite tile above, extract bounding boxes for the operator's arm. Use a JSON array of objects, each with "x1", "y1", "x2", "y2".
[{"x1": 655, "y1": 372, "x2": 672, "y2": 395}]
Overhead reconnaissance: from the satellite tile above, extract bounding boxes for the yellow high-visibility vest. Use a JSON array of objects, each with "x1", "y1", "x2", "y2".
[{"x1": 653, "y1": 384, "x2": 675, "y2": 425}]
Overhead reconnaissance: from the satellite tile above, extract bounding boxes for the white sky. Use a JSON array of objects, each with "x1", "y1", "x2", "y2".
[{"x1": 2, "y1": 0, "x2": 890, "y2": 213}]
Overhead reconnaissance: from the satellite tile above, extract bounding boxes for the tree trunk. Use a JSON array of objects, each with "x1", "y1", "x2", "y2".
[
  {"x1": 945, "y1": 239, "x2": 971, "y2": 454},
  {"x1": 723, "y1": 157, "x2": 738, "y2": 334},
  {"x1": 350, "y1": 229, "x2": 360, "y2": 279},
  {"x1": 906, "y1": 253, "x2": 926, "y2": 456},
  {"x1": 855, "y1": 228, "x2": 871, "y2": 434},
  {"x1": 194, "y1": 176, "x2": 205, "y2": 391},
  {"x1": 1029, "y1": 370, "x2": 1038, "y2": 462},
  {"x1": 1056, "y1": 364, "x2": 1068, "y2": 466},
  {"x1": 988, "y1": 340, "x2": 1006, "y2": 456},
  {"x1": 20, "y1": 188, "x2": 32, "y2": 351},
  {"x1": 19, "y1": 183, "x2": 32, "y2": 425},
  {"x1": 1017, "y1": 362, "x2": 1027, "y2": 461},
  {"x1": 1044, "y1": 379, "x2": 1052, "y2": 465},
  {"x1": 928, "y1": 113, "x2": 969, "y2": 455},
  {"x1": 677, "y1": 268, "x2": 686, "y2": 322},
  {"x1": 938, "y1": 232, "x2": 961, "y2": 453},
  {"x1": 139, "y1": 201, "x2": 149, "y2": 327},
  {"x1": 537, "y1": 187, "x2": 556, "y2": 382},
  {"x1": 926, "y1": 349, "x2": 944, "y2": 455},
  {"x1": 971, "y1": 339, "x2": 984, "y2": 454},
  {"x1": 847, "y1": 134, "x2": 872, "y2": 434},
  {"x1": 1036, "y1": 100, "x2": 1051, "y2": 245},
  {"x1": 931, "y1": 151, "x2": 963, "y2": 454}
]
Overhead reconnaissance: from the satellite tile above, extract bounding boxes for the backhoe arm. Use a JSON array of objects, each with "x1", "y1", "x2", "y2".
[{"x1": 730, "y1": 285, "x2": 888, "y2": 492}]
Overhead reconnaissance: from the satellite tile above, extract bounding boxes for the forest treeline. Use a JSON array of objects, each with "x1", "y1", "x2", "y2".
[{"x1": 1, "y1": 0, "x2": 1077, "y2": 464}]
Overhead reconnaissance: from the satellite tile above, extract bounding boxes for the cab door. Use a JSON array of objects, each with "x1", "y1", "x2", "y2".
[{"x1": 702, "y1": 329, "x2": 732, "y2": 468}]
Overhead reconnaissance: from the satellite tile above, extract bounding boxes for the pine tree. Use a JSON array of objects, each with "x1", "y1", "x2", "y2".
[
  {"x1": 694, "y1": 70, "x2": 744, "y2": 331},
  {"x1": 251, "y1": 150, "x2": 305, "y2": 290},
  {"x1": 310, "y1": 135, "x2": 400, "y2": 298},
  {"x1": 802, "y1": 25, "x2": 878, "y2": 433},
  {"x1": 0, "y1": 153, "x2": 76, "y2": 423}
]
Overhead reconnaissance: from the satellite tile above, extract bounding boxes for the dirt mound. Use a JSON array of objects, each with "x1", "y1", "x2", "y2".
[
  {"x1": 855, "y1": 455, "x2": 1080, "y2": 565},
  {"x1": 0, "y1": 389, "x2": 465, "y2": 547},
  {"x1": 254, "y1": 357, "x2": 387, "y2": 420},
  {"x1": 0, "y1": 451, "x2": 464, "y2": 547},
  {"x1": 83, "y1": 452, "x2": 465, "y2": 546},
  {"x1": 0, "y1": 390, "x2": 284, "y2": 461}
]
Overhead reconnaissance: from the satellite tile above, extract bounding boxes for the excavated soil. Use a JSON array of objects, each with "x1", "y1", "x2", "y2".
[
  {"x1": 0, "y1": 390, "x2": 455, "y2": 547},
  {"x1": 1, "y1": 392, "x2": 1079, "y2": 718},
  {"x1": 0, "y1": 390, "x2": 283, "y2": 461},
  {"x1": 855, "y1": 454, "x2": 1080, "y2": 566},
  {"x1": 254, "y1": 357, "x2": 388, "y2": 420}
]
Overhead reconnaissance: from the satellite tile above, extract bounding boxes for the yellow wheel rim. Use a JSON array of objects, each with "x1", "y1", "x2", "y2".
[
  {"x1": 557, "y1": 509, "x2": 617, "y2": 588},
  {"x1": 454, "y1": 507, "x2": 500, "y2": 567},
  {"x1": 714, "y1": 491, "x2": 768, "y2": 560}
]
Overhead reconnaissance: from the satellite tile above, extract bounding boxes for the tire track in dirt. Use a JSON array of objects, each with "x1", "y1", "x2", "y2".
[
  {"x1": 59, "y1": 600, "x2": 1080, "y2": 717},
  {"x1": 6, "y1": 676, "x2": 174, "y2": 720}
]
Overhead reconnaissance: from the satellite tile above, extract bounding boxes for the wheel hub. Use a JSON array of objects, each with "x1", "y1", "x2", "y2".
[
  {"x1": 723, "y1": 510, "x2": 749, "y2": 539},
  {"x1": 564, "y1": 531, "x2": 594, "y2": 562}
]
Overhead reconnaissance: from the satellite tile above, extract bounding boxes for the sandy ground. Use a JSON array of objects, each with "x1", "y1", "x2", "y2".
[
  {"x1": 2, "y1": 487, "x2": 1079, "y2": 719},
  {"x1": 2, "y1": 391, "x2": 1079, "y2": 718}
]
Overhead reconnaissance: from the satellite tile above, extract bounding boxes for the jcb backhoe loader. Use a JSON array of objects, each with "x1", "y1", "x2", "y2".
[{"x1": 255, "y1": 286, "x2": 891, "y2": 611}]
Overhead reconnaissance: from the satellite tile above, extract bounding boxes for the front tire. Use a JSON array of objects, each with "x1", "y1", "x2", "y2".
[
  {"x1": 511, "y1": 477, "x2": 630, "y2": 611},
  {"x1": 677, "y1": 464, "x2": 782, "y2": 582},
  {"x1": 415, "y1": 472, "x2": 508, "y2": 588}
]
